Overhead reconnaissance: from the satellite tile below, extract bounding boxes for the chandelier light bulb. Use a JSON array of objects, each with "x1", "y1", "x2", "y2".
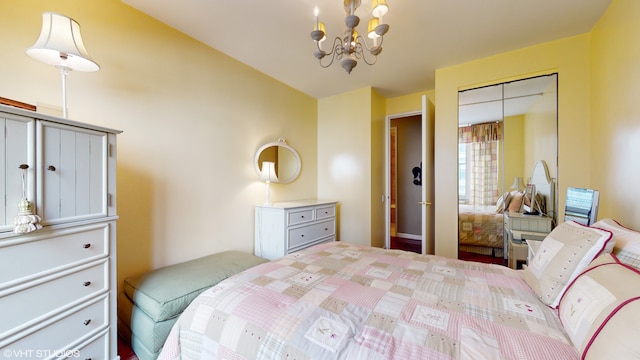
[
  {"x1": 310, "y1": 0, "x2": 390, "y2": 73},
  {"x1": 314, "y1": 6, "x2": 320, "y2": 30},
  {"x1": 372, "y1": 0, "x2": 389, "y2": 18}
]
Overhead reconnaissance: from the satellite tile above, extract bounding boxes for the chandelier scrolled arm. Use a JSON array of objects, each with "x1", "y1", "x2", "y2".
[
  {"x1": 312, "y1": 35, "x2": 343, "y2": 69},
  {"x1": 310, "y1": 0, "x2": 390, "y2": 74},
  {"x1": 354, "y1": 32, "x2": 386, "y2": 65}
]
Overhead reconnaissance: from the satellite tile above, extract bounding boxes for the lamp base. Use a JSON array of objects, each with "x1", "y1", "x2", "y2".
[
  {"x1": 56, "y1": 65, "x2": 70, "y2": 118},
  {"x1": 263, "y1": 180, "x2": 272, "y2": 205}
]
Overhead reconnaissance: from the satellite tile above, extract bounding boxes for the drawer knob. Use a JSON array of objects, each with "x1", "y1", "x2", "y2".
[
  {"x1": 83, "y1": 319, "x2": 91, "y2": 326},
  {"x1": 47, "y1": 165, "x2": 56, "y2": 171},
  {"x1": 83, "y1": 243, "x2": 91, "y2": 249},
  {"x1": 301, "y1": 234, "x2": 304, "y2": 237},
  {"x1": 301, "y1": 215, "x2": 305, "y2": 218},
  {"x1": 19, "y1": 164, "x2": 29, "y2": 169},
  {"x1": 83, "y1": 281, "x2": 91, "y2": 287}
]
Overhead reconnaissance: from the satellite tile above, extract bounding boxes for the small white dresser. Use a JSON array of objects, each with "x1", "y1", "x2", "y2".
[
  {"x1": 255, "y1": 200, "x2": 338, "y2": 260},
  {"x1": 504, "y1": 211, "x2": 553, "y2": 269},
  {"x1": 0, "y1": 105, "x2": 120, "y2": 359}
]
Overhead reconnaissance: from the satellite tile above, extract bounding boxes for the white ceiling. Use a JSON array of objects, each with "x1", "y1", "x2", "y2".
[
  {"x1": 121, "y1": 0, "x2": 611, "y2": 99},
  {"x1": 459, "y1": 74, "x2": 556, "y2": 125}
]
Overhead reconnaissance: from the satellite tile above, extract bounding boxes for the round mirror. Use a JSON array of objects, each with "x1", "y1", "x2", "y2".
[{"x1": 254, "y1": 138, "x2": 301, "y2": 184}]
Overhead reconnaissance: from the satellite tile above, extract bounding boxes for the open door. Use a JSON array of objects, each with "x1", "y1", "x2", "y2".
[
  {"x1": 421, "y1": 95, "x2": 435, "y2": 254},
  {"x1": 386, "y1": 95, "x2": 434, "y2": 254}
]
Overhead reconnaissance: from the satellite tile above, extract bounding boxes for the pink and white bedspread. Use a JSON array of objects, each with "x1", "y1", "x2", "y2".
[{"x1": 158, "y1": 242, "x2": 578, "y2": 359}]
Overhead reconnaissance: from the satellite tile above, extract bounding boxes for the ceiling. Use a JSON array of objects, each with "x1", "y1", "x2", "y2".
[
  {"x1": 122, "y1": 0, "x2": 611, "y2": 99},
  {"x1": 458, "y1": 74, "x2": 556, "y2": 125}
]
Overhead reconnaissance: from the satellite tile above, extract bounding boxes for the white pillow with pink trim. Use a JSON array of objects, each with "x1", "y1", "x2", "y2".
[
  {"x1": 558, "y1": 253, "x2": 640, "y2": 358},
  {"x1": 591, "y1": 218, "x2": 640, "y2": 270},
  {"x1": 524, "y1": 221, "x2": 613, "y2": 308}
]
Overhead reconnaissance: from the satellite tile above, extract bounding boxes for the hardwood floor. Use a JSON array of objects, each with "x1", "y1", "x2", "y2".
[
  {"x1": 390, "y1": 236, "x2": 421, "y2": 253},
  {"x1": 458, "y1": 251, "x2": 507, "y2": 266},
  {"x1": 390, "y1": 236, "x2": 507, "y2": 266},
  {"x1": 118, "y1": 335, "x2": 139, "y2": 360}
]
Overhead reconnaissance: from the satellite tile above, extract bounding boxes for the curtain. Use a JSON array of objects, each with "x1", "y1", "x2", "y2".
[{"x1": 459, "y1": 122, "x2": 502, "y2": 206}]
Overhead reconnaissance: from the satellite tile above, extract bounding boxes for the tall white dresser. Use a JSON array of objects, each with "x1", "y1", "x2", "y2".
[
  {"x1": 0, "y1": 105, "x2": 121, "y2": 359},
  {"x1": 255, "y1": 200, "x2": 338, "y2": 260}
]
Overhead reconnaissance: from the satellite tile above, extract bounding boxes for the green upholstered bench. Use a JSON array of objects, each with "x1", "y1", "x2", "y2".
[{"x1": 118, "y1": 251, "x2": 267, "y2": 360}]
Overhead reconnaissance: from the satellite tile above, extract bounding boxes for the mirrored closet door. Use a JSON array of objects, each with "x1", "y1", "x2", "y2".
[{"x1": 457, "y1": 74, "x2": 558, "y2": 266}]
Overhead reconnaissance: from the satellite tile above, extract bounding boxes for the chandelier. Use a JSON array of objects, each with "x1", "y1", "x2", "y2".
[{"x1": 311, "y1": 0, "x2": 389, "y2": 74}]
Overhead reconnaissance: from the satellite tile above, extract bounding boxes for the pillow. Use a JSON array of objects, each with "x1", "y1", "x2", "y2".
[
  {"x1": 558, "y1": 254, "x2": 640, "y2": 358},
  {"x1": 507, "y1": 191, "x2": 523, "y2": 212},
  {"x1": 495, "y1": 192, "x2": 512, "y2": 214},
  {"x1": 591, "y1": 218, "x2": 640, "y2": 270},
  {"x1": 495, "y1": 193, "x2": 505, "y2": 213},
  {"x1": 533, "y1": 193, "x2": 546, "y2": 214},
  {"x1": 524, "y1": 221, "x2": 613, "y2": 308}
]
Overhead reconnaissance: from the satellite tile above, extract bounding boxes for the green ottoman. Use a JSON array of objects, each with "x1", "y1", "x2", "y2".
[{"x1": 118, "y1": 251, "x2": 267, "y2": 360}]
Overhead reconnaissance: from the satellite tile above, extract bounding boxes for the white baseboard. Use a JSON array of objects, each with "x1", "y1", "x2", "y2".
[{"x1": 396, "y1": 232, "x2": 421, "y2": 240}]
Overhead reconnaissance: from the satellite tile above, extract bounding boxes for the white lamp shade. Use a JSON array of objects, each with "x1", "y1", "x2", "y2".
[
  {"x1": 259, "y1": 161, "x2": 278, "y2": 182},
  {"x1": 26, "y1": 12, "x2": 99, "y2": 72},
  {"x1": 510, "y1": 176, "x2": 525, "y2": 190},
  {"x1": 367, "y1": 18, "x2": 380, "y2": 39},
  {"x1": 372, "y1": 0, "x2": 389, "y2": 18}
]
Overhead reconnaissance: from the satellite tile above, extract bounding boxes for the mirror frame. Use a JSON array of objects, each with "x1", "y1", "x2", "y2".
[{"x1": 254, "y1": 138, "x2": 301, "y2": 184}]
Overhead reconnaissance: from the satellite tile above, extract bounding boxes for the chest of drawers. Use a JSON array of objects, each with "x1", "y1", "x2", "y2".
[
  {"x1": 255, "y1": 200, "x2": 338, "y2": 260},
  {"x1": 0, "y1": 106, "x2": 120, "y2": 359}
]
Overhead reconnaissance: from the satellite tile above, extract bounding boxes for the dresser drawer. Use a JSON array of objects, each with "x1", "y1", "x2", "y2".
[
  {"x1": 0, "y1": 224, "x2": 109, "y2": 288},
  {"x1": 287, "y1": 208, "x2": 315, "y2": 226},
  {"x1": 0, "y1": 260, "x2": 108, "y2": 336},
  {"x1": 315, "y1": 205, "x2": 335, "y2": 220},
  {"x1": 509, "y1": 217, "x2": 552, "y2": 232},
  {"x1": 255, "y1": 201, "x2": 338, "y2": 260},
  {"x1": 74, "y1": 330, "x2": 109, "y2": 360},
  {"x1": 288, "y1": 219, "x2": 335, "y2": 250},
  {"x1": 3, "y1": 295, "x2": 108, "y2": 355}
]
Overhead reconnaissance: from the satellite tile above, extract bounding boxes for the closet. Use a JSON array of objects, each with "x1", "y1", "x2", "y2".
[{"x1": 457, "y1": 74, "x2": 558, "y2": 264}]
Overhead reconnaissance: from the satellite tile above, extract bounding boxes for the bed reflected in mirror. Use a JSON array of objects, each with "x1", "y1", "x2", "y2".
[{"x1": 457, "y1": 74, "x2": 558, "y2": 266}]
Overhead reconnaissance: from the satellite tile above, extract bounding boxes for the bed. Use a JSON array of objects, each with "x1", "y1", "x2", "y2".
[
  {"x1": 458, "y1": 160, "x2": 556, "y2": 259},
  {"x1": 157, "y1": 218, "x2": 640, "y2": 359},
  {"x1": 458, "y1": 204, "x2": 504, "y2": 257}
]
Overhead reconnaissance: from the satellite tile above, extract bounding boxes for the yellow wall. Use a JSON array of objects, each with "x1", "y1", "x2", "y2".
[
  {"x1": 523, "y1": 81, "x2": 559, "y2": 184},
  {"x1": 318, "y1": 88, "x2": 377, "y2": 245},
  {"x1": 503, "y1": 115, "x2": 525, "y2": 191},
  {"x1": 434, "y1": 35, "x2": 590, "y2": 258},
  {"x1": 373, "y1": 0, "x2": 640, "y2": 258},
  {"x1": 370, "y1": 89, "x2": 387, "y2": 248},
  {"x1": 386, "y1": 90, "x2": 435, "y2": 115},
  {"x1": 2, "y1": 0, "x2": 637, "y2": 285},
  {"x1": 0, "y1": 1, "x2": 318, "y2": 289},
  {"x1": 590, "y1": 0, "x2": 640, "y2": 228}
]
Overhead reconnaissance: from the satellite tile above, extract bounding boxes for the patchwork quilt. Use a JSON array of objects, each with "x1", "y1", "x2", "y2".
[
  {"x1": 158, "y1": 242, "x2": 578, "y2": 359},
  {"x1": 458, "y1": 205, "x2": 504, "y2": 249}
]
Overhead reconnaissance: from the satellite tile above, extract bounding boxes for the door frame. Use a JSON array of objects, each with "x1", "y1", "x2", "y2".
[{"x1": 385, "y1": 95, "x2": 433, "y2": 254}]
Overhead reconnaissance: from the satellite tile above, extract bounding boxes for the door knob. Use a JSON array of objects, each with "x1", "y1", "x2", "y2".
[{"x1": 418, "y1": 201, "x2": 432, "y2": 206}]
